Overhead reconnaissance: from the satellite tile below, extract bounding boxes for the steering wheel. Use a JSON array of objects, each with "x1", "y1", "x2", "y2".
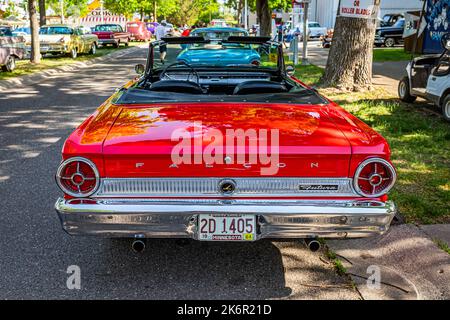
[{"x1": 159, "y1": 60, "x2": 200, "y2": 85}]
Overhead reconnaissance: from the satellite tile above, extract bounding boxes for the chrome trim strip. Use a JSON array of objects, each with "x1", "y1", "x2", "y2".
[{"x1": 94, "y1": 177, "x2": 357, "y2": 198}]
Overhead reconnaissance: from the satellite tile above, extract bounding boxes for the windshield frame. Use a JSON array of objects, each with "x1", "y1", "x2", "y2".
[
  {"x1": 393, "y1": 19, "x2": 405, "y2": 28},
  {"x1": 39, "y1": 26, "x2": 74, "y2": 35},
  {"x1": 144, "y1": 36, "x2": 285, "y2": 77}
]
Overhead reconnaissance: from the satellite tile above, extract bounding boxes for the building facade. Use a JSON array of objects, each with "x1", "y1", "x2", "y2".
[
  {"x1": 247, "y1": 0, "x2": 424, "y2": 29},
  {"x1": 308, "y1": 0, "x2": 424, "y2": 29}
]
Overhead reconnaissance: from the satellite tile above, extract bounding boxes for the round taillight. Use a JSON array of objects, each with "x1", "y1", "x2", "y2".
[
  {"x1": 56, "y1": 157, "x2": 100, "y2": 197},
  {"x1": 251, "y1": 60, "x2": 260, "y2": 66},
  {"x1": 353, "y1": 158, "x2": 396, "y2": 198}
]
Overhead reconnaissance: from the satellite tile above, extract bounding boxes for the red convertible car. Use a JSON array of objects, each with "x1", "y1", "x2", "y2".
[{"x1": 55, "y1": 37, "x2": 397, "y2": 249}]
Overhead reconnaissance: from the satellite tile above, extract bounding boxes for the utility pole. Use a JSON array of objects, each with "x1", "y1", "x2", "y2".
[
  {"x1": 244, "y1": 0, "x2": 248, "y2": 30},
  {"x1": 59, "y1": 0, "x2": 64, "y2": 23},
  {"x1": 209, "y1": 0, "x2": 212, "y2": 22},
  {"x1": 292, "y1": 0, "x2": 301, "y2": 65},
  {"x1": 100, "y1": 0, "x2": 104, "y2": 24},
  {"x1": 302, "y1": 0, "x2": 309, "y2": 65}
]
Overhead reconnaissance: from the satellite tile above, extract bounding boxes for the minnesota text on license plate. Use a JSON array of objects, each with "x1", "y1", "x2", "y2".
[{"x1": 198, "y1": 214, "x2": 256, "y2": 241}]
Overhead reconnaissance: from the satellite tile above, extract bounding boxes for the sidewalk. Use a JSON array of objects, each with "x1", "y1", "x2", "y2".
[
  {"x1": 303, "y1": 42, "x2": 450, "y2": 300},
  {"x1": 0, "y1": 44, "x2": 147, "y2": 91},
  {"x1": 328, "y1": 224, "x2": 450, "y2": 300},
  {"x1": 305, "y1": 42, "x2": 407, "y2": 94}
]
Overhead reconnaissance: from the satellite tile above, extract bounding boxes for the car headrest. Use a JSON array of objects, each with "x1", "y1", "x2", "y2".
[
  {"x1": 233, "y1": 80, "x2": 288, "y2": 95},
  {"x1": 149, "y1": 80, "x2": 203, "y2": 94}
]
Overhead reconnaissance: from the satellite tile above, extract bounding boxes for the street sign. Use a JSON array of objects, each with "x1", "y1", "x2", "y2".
[{"x1": 339, "y1": 0, "x2": 379, "y2": 19}]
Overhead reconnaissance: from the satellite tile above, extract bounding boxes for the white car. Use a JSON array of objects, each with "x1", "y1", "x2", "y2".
[
  {"x1": 289, "y1": 21, "x2": 327, "y2": 39},
  {"x1": 398, "y1": 35, "x2": 450, "y2": 121}
]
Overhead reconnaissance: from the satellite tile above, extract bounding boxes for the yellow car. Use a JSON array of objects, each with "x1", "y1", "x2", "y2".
[{"x1": 37, "y1": 25, "x2": 99, "y2": 59}]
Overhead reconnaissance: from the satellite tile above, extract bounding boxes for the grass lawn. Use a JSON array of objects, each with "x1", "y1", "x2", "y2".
[
  {"x1": 0, "y1": 43, "x2": 141, "y2": 81},
  {"x1": 299, "y1": 65, "x2": 450, "y2": 224},
  {"x1": 373, "y1": 48, "x2": 412, "y2": 62},
  {"x1": 294, "y1": 63, "x2": 325, "y2": 86}
]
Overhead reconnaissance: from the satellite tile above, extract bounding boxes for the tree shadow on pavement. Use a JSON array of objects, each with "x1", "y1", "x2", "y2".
[
  {"x1": 91, "y1": 238, "x2": 293, "y2": 300},
  {"x1": 0, "y1": 49, "x2": 358, "y2": 300}
]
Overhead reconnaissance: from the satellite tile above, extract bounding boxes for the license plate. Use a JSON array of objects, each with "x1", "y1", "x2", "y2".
[{"x1": 198, "y1": 214, "x2": 256, "y2": 241}]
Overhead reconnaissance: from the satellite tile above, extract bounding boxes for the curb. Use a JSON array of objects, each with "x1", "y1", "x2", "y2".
[{"x1": 0, "y1": 45, "x2": 145, "y2": 91}]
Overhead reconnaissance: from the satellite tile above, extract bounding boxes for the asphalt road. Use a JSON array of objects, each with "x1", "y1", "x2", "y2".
[{"x1": 0, "y1": 47, "x2": 359, "y2": 300}]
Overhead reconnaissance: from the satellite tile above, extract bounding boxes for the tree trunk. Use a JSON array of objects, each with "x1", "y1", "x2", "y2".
[
  {"x1": 38, "y1": 0, "x2": 46, "y2": 26},
  {"x1": 28, "y1": 0, "x2": 41, "y2": 64},
  {"x1": 256, "y1": 0, "x2": 271, "y2": 36},
  {"x1": 237, "y1": 0, "x2": 243, "y2": 27},
  {"x1": 320, "y1": 13, "x2": 379, "y2": 91}
]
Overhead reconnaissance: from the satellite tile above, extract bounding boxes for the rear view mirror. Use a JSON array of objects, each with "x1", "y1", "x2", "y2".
[
  {"x1": 442, "y1": 33, "x2": 450, "y2": 50},
  {"x1": 286, "y1": 65, "x2": 295, "y2": 76},
  {"x1": 135, "y1": 64, "x2": 145, "y2": 75}
]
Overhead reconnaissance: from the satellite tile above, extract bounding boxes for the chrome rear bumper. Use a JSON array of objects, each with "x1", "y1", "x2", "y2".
[{"x1": 55, "y1": 198, "x2": 396, "y2": 240}]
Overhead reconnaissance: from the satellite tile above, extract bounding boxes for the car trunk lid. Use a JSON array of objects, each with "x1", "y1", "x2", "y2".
[{"x1": 102, "y1": 103, "x2": 352, "y2": 177}]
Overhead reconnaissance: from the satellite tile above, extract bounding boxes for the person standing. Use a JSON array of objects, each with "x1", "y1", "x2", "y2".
[
  {"x1": 277, "y1": 21, "x2": 284, "y2": 43},
  {"x1": 154, "y1": 20, "x2": 168, "y2": 63}
]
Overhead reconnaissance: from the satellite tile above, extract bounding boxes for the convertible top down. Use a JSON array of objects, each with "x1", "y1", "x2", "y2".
[{"x1": 55, "y1": 36, "x2": 397, "y2": 244}]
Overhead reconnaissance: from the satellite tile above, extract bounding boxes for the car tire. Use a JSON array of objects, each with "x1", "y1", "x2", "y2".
[
  {"x1": 69, "y1": 48, "x2": 77, "y2": 59},
  {"x1": 442, "y1": 94, "x2": 450, "y2": 122},
  {"x1": 1, "y1": 55, "x2": 16, "y2": 72},
  {"x1": 125, "y1": 39, "x2": 130, "y2": 47},
  {"x1": 89, "y1": 43, "x2": 97, "y2": 55},
  {"x1": 398, "y1": 76, "x2": 417, "y2": 103},
  {"x1": 384, "y1": 37, "x2": 395, "y2": 47},
  {"x1": 113, "y1": 41, "x2": 119, "y2": 48}
]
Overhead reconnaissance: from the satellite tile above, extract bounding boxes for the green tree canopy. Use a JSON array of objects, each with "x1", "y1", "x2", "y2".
[
  {"x1": 247, "y1": 0, "x2": 291, "y2": 12},
  {"x1": 46, "y1": 0, "x2": 90, "y2": 18},
  {"x1": 104, "y1": 0, "x2": 219, "y2": 25},
  {"x1": 104, "y1": 0, "x2": 177, "y2": 20}
]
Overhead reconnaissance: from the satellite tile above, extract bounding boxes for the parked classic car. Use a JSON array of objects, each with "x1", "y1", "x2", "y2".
[
  {"x1": 92, "y1": 24, "x2": 131, "y2": 47},
  {"x1": 146, "y1": 22, "x2": 159, "y2": 34},
  {"x1": 374, "y1": 18, "x2": 405, "y2": 47},
  {"x1": 55, "y1": 36, "x2": 397, "y2": 249},
  {"x1": 177, "y1": 27, "x2": 260, "y2": 66},
  {"x1": 399, "y1": 34, "x2": 450, "y2": 121},
  {"x1": 38, "y1": 25, "x2": 99, "y2": 58},
  {"x1": 287, "y1": 22, "x2": 328, "y2": 40},
  {"x1": 126, "y1": 21, "x2": 152, "y2": 41},
  {"x1": 380, "y1": 13, "x2": 404, "y2": 27},
  {"x1": 12, "y1": 27, "x2": 31, "y2": 37},
  {"x1": 0, "y1": 29, "x2": 26, "y2": 72},
  {"x1": 0, "y1": 25, "x2": 13, "y2": 37}
]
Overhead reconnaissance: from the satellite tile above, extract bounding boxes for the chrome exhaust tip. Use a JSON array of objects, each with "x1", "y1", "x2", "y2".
[
  {"x1": 304, "y1": 239, "x2": 321, "y2": 252},
  {"x1": 131, "y1": 239, "x2": 146, "y2": 253}
]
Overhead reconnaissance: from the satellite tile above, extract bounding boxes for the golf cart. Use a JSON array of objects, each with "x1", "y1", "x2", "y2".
[{"x1": 398, "y1": 33, "x2": 450, "y2": 122}]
